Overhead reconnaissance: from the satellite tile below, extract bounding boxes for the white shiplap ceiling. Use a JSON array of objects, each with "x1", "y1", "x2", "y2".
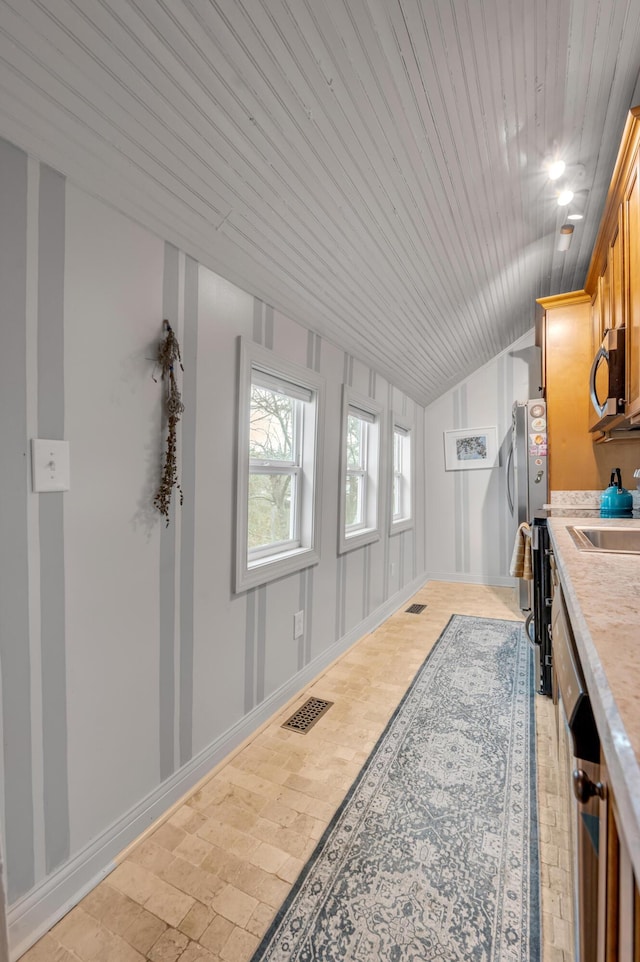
[{"x1": 1, "y1": 0, "x2": 640, "y2": 405}]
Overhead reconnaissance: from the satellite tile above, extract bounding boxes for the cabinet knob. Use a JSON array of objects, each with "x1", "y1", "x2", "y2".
[{"x1": 572, "y1": 769, "x2": 605, "y2": 804}]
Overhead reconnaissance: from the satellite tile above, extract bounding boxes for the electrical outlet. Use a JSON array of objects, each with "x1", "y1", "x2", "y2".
[{"x1": 293, "y1": 610, "x2": 304, "y2": 639}]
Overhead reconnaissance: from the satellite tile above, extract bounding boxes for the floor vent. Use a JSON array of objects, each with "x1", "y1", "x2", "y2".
[
  {"x1": 405, "y1": 603, "x2": 427, "y2": 614},
  {"x1": 282, "y1": 697, "x2": 333, "y2": 733}
]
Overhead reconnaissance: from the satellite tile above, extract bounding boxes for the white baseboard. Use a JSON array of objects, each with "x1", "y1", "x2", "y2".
[
  {"x1": 426, "y1": 571, "x2": 517, "y2": 589},
  {"x1": 8, "y1": 573, "x2": 426, "y2": 960}
]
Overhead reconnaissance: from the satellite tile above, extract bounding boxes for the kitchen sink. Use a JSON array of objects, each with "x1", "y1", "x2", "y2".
[{"x1": 567, "y1": 525, "x2": 640, "y2": 554}]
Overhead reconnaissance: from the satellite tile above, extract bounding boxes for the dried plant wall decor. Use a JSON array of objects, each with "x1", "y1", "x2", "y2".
[{"x1": 153, "y1": 319, "x2": 184, "y2": 524}]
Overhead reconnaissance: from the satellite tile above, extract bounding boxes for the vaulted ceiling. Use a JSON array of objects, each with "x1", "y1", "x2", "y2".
[{"x1": 2, "y1": 1, "x2": 640, "y2": 405}]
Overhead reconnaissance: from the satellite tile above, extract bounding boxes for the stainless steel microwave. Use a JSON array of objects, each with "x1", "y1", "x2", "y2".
[{"x1": 589, "y1": 327, "x2": 626, "y2": 432}]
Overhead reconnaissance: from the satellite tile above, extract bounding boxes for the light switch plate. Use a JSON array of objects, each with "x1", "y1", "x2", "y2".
[
  {"x1": 293, "y1": 610, "x2": 304, "y2": 639},
  {"x1": 32, "y1": 439, "x2": 70, "y2": 492}
]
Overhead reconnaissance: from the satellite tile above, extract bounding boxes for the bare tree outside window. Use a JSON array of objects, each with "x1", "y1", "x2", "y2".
[
  {"x1": 248, "y1": 385, "x2": 299, "y2": 551},
  {"x1": 345, "y1": 414, "x2": 365, "y2": 527}
]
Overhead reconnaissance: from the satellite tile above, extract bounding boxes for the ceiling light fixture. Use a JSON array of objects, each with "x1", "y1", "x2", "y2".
[
  {"x1": 548, "y1": 159, "x2": 566, "y2": 181},
  {"x1": 557, "y1": 188, "x2": 574, "y2": 207},
  {"x1": 557, "y1": 224, "x2": 574, "y2": 251},
  {"x1": 566, "y1": 189, "x2": 589, "y2": 221}
]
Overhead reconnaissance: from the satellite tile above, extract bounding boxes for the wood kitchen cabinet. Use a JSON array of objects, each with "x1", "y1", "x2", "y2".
[
  {"x1": 537, "y1": 291, "x2": 599, "y2": 490},
  {"x1": 549, "y1": 538, "x2": 640, "y2": 962},
  {"x1": 610, "y1": 210, "x2": 625, "y2": 331},
  {"x1": 591, "y1": 207, "x2": 623, "y2": 352},
  {"x1": 625, "y1": 152, "x2": 640, "y2": 422},
  {"x1": 597, "y1": 757, "x2": 640, "y2": 962},
  {"x1": 537, "y1": 107, "x2": 640, "y2": 485},
  {"x1": 536, "y1": 289, "x2": 640, "y2": 490},
  {"x1": 592, "y1": 280, "x2": 604, "y2": 355},
  {"x1": 585, "y1": 107, "x2": 640, "y2": 427},
  {"x1": 601, "y1": 244, "x2": 612, "y2": 336}
]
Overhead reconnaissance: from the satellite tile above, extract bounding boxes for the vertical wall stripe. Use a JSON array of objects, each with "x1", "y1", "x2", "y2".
[
  {"x1": 453, "y1": 389, "x2": 464, "y2": 573},
  {"x1": 335, "y1": 555, "x2": 344, "y2": 641},
  {"x1": 264, "y1": 305, "x2": 274, "y2": 350},
  {"x1": 252, "y1": 297, "x2": 264, "y2": 344},
  {"x1": 306, "y1": 331, "x2": 322, "y2": 372},
  {"x1": 306, "y1": 330, "x2": 315, "y2": 371},
  {"x1": 170, "y1": 257, "x2": 184, "y2": 773},
  {"x1": 26, "y1": 157, "x2": 45, "y2": 882},
  {"x1": 340, "y1": 554, "x2": 347, "y2": 638},
  {"x1": 460, "y1": 385, "x2": 470, "y2": 571},
  {"x1": 497, "y1": 355, "x2": 509, "y2": 576},
  {"x1": 37, "y1": 164, "x2": 70, "y2": 876},
  {"x1": 343, "y1": 352, "x2": 354, "y2": 387},
  {"x1": 305, "y1": 569, "x2": 314, "y2": 664},
  {"x1": 0, "y1": 138, "x2": 35, "y2": 901},
  {"x1": 383, "y1": 382, "x2": 392, "y2": 599},
  {"x1": 159, "y1": 242, "x2": 179, "y2": 780},
  {"x1": 300, "y1": 335, "x2": 317, "y2": 667},
  {"x1": 251, "y1": 298, "x2": 274, "y2": 348},
  {"x1": 363, "y1": 545, "x2": 370, "y2": 616},
  {"x1": 179, "y1": 257, "x2": 198, "y2": 766},
  {"x1": 256, "y1": 586, "x2": 266, "y2": 703},
  {"x1": 297, "y1": 571, "x2": 306, "y2": 671},
  {"x1": 422, "y1": 406, "x2": 427, "y2": 576},
  {"x1": 414, "y1": 411, "x2": 420, "y2": 578},
  {"x1": 244, "y1": 589, "x2": 257, "y2": 713}
]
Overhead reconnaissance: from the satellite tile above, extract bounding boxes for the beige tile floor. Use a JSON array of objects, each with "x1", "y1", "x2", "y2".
[{"x1": 20, "y1": 581, "x2": 573, "y2": 962}]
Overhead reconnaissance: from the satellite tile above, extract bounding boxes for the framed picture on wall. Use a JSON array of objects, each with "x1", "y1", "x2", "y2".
[{"x1": 443, "y1": 426, "x2": 499, "y2": 471}]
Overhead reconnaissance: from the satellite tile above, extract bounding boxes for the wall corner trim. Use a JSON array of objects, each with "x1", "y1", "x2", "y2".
[{"x1": 7, "y1": 573, "x2": 427, "y2": 961}]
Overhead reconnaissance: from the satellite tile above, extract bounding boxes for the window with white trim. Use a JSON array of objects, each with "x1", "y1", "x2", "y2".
[
  {"x1": 339, "y1": 388, "x2": 381, "y2": 553},
  {"x1": 391, "y1": 419, "x2": 413, "y2": 532},
  {"x1": 248, "y1": 372, "x2": 306, "y2": 558},
  {"x1": 236, "y1": 340, "x2": 323, "y2": 591}
]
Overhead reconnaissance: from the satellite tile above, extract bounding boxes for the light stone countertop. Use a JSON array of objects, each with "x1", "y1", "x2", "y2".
[{"x1": 547, "y1": 517, "x2": 640, "y2": 881}]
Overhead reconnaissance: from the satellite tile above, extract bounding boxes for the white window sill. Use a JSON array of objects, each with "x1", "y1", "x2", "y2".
[
  {"x1": 390, "y1": 517, "x2": 413, "y2": 535},
  {"x1": 339, "y1": 526, "x2": 380, "y2": 554},
  {"x1": 237, "y1": 544, "x2": 321, "y2": 592}
]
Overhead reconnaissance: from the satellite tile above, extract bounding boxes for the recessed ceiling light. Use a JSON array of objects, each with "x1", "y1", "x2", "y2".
[
  {"x1": 557, "y1": 189, "x2": 574, "y2": 207},
  {"x1": 548, "y1": 160, "x2": 566, "y2": 181},
  {"x1": 567, "y1": 212, "x2": 584, "y2": 221}
]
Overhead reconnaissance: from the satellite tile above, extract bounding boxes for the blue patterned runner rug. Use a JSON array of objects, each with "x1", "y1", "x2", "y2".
[{"x1": 251, "y1": 615, "x2": 540, "y2": 962}]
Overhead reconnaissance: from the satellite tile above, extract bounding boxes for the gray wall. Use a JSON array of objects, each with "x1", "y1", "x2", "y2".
[
  {"x1": 0, "y1": 138, "x2": 427, "y2": 957},
  {"x1": 424, "y1": 332, "x2": 538, "y2": 585}
]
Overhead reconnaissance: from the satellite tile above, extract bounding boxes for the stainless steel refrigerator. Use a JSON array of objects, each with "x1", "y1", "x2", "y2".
[
  {"x1": 507, "y1": 399, "x2": 549, "y2": 611},
  {"x1": 507, "y1": 399, "x2": 552, "y2": 695}
]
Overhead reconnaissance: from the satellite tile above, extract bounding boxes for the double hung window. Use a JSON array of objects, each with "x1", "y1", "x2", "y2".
[
  {"x1": 248, "y1": 371, "x2": 306, "y2": 560},
  {"x1": 391, "y1": 418, "x2": 413, "y2": 533},
  {"x1": 339, "y1": 388, "x2": 381, "y2": 553},
  {"x1": 236, "y1": 341, "x2": 323, "y2": 591}
]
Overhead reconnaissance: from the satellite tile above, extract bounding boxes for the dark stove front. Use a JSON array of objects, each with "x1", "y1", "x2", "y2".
[{"x1": 530, "y1": 517, "x2": 553, "y2": 696}]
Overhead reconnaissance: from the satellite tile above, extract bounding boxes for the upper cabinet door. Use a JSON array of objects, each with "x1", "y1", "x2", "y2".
[
  {"x1": 600, "y1": 254, "x2": 612, "y2": 336},
  {"x1": 610, "y1": 211, "x2": 624, "y2": 330},
  {"x1": 625, "y1": 157, "x2": 640, "y2": 421},
  {"x1": 591, "y1": 283, "x2": 603, "y2": 356},
  {"x1": 598, "y1": 213, "x2": 623, "y2": 339}
]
